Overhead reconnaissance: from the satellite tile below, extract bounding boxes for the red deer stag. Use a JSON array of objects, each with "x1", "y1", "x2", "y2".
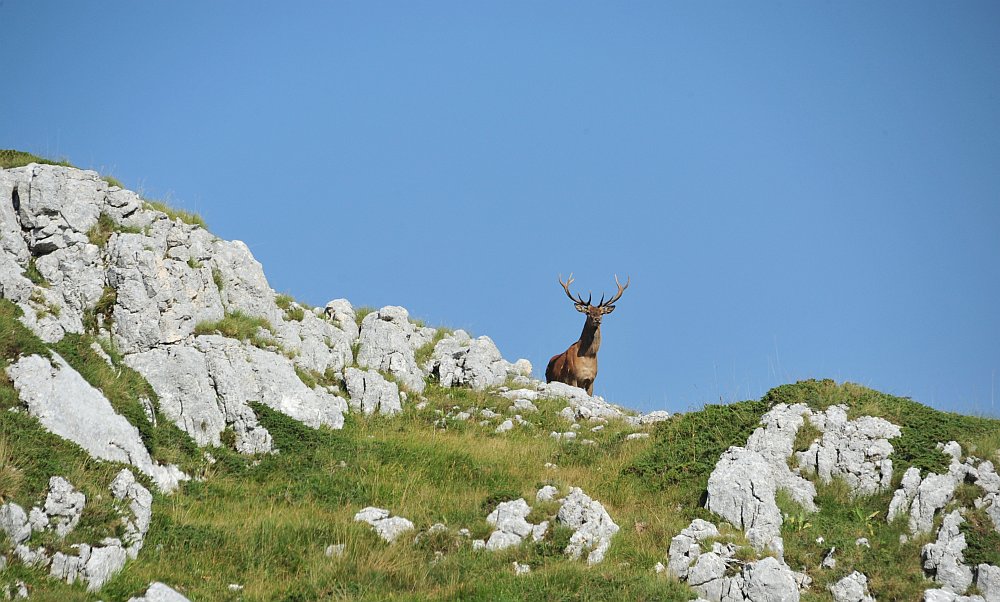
[{"x1": 545, "y1": 274, "x2": 629, "y2": 395}]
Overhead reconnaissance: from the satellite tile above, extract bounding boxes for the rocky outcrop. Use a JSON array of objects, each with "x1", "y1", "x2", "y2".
[
  {"x1": 1, "y1": 164, "x2": 356, "y2": 464},
  {"x1": 794, "y1": 405, "x2": 900, "y2": 496},
  {"x1": 746, "y1": 403, "x2": 817, "y2": 511},
  {"x1": 887, "y1": 442, "x2": 978, "y2": 535},
  {"x1": 426, "y1": 330, "x2": 529, "y2": 391},
  {"x1": 484, "y1": 498, "x2": 547, "y2": 550},
  {"x1": 976, "y1": 564, "x2": 1000, "y2": 602},
  {"x1": 1, "y1": 472, "x2": 152, "y2": 592},
  {"x1": 127, "y1": 335, "x2": 347, "y2": 454},
  {"x1": 667, "y1": 519, "x2": 803, "y2": 602},
  {"x1": 344, "y1": 367, "x2": 402, "y2": 416},
  {"x1": 6, "y1": 353, "x2": 186, "y2": 492},
  {"x1": 923, "y1": 510, "x2": 974, "y2": 594},
  {"x1": 356, "y1": 306, "x2": 431, "y2": 392},
  {"x1": 705, "y1": 446, "x2": 784, "y2": 553}
]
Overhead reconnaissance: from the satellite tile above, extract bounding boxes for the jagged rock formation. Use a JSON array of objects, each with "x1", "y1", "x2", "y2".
[
  {"x1": 923, "y1": 510, "x2": 975, "y2": 593},
  {"x1": 1, "y1": 164, "x2": 354, "y2": 463},
  {"x1": 344, "y1": 367, "x2": 402, "y2": 416},
  {"x1": 0, "y1": 471, "x2": 152, "y2": 591},
  {"x1": 794, "y1": 405, "x2": 900, "y2": 496},
  {"x1": 667, "y1": 518, "x2": 805, "y2": 601},
  {"x1": 6, "y1": 352, "x2": 186, "y2": 492},
  {"x1": 425, "y1": 329, "x2": 529, "y2": 390},
  {"x1": 357, "y1": 306, "x2": 433, "y2": 392},
  {"x1": 484, "y1": 498, "x2": 547, "y2": 550},
  {"x1": 556, "y1": 487, "x2": 620, "y2": 565}
]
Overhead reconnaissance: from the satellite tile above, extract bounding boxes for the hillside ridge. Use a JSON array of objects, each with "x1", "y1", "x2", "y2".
[{"x1": 0, "y1": 159, "x2": 998, "y2": 601}]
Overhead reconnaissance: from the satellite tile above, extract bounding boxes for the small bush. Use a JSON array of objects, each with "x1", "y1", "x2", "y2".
[{"x1": 102, "y1": 175, "x2": 125, "y2": 189}]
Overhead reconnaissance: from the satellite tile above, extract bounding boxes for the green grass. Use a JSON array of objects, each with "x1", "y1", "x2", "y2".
[
  {"x1": 276, "y1": 294, "x2": 307, "y2": 322},
  {"x1": 194, "y1": 311, "x2": 277, "y2": 350},
  {"x1": 414, "y1": 328, "x2": 450, "y2": 368},
  {"x1": 87, "y1": 213, "x2": 142, "y2": 248},
  {"x1": 24, "y1": 257, "x2": 48, "y2": 287},
  {"x1": 144, "y1": 199, "x2": 207, "y2": 229},
  {"x1": 102, "y1": 175, "x2": 125, "y2": 189},
  {"x1": 0, "y1": 149, "x2": 74, "y2": 169}
]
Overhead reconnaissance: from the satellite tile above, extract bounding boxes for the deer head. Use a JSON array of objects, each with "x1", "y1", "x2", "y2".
[{"x1": 558, "y1": 273, "x2": 630, "y2": 326}]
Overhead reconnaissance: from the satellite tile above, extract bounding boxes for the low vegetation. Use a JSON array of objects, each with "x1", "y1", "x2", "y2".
[
  {"x1": 3, "y1": 292, "x2": 1000, "y2": 601},
  {"x1": 0, "y1": 149, "x2": 74, "y2": 169},
  {"x1": 143, "y1": 200, "x2": 207, "y2": 229},
  {"x1": 194, "y1": 311, "x2": 277, "y2": 350}
]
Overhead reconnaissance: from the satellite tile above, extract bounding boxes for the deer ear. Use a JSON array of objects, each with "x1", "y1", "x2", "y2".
[
  {"x1": 601, "y1": 305, "x2": 616, "y2": 315},
  {"x1": 574, "y1": 303, "x2": 587, "y2": 313}
]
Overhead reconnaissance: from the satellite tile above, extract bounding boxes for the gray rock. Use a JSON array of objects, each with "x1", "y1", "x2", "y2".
[
  {"x1": 110, "y1": 469, "x2": 153, "y2": 559},
  {"x1": 888, "y1": 466, "x2": 923, "y2": 523},
  {"x1": 42, "y1": 476, "x2": 86, "y2": 538},
  {"x1": 638, "y1": 410, "x2": 671, "y2": 424},
  {"x1": 923, "y1": 510, "x2": 974, "y2": 593},
  {"x1": 795, "y1": 405, "x2": 900, "y2": 497},
  {"x1": 977, "y1": 564, "x2": 1000, "y2": 602},
  {"x1": 923, "y1": 589, "x2": 986, "y2": 602},
  {"x1": 126, "y1": 581, "x2": 192, "y2": 602},
  {"x1": 127, "y1": 335, "x2": 347, "y2": 453},
  {"x1": 324, "y1": 299, "x2": 359, "y2": 341},
  {"x1": 557, "y1": 487, "x2": 619, "y2": 565},
  {"x1": 0, "y1": 502, "x2": 31, "y2": 545},
  {"x1": 667, "y1": 519, "x2": 721, "y2": 580},
  {"x1": 539, "y1": 381, "x2": 631, "y2": 422},
  {"x1": 911, "y1": 472, "x2": 961, "y2": 535},
  {"x1": 495, "y1": 419, "x2": 514, "y2": 433},
  {"x1": 511, "y1": 398, "x2": 538, "y2": 413},
  {"x1": 353, "y1": 506, "x2": 414, "y2": 543},
  {"x1": 486, "y1": 498, "x2": 535, "y2": 549},
  {"x1": 743, "y1": 556, "x2": 800, "y2": 602},
  {"x1": 83, "y1": 538, "x2": 128, "y2": 591},
  {"x1": 344, "y1": 367, "x2": 402, "y2": 416},
  {"x1": 830, "y1": 571, "x2": 875, "y2": 602},
  {"x1": 6, "y1": 353, "x2": 186, "y2": 492},
  {"x1": 747, "y1": 404, "x2": 817, "y2": 511},
  {"x1": 356, "y1": 306, "x2": 426, "y2": 392},
  {"x1": 706, "y1": 446, "x2": 783, "y2": 552},
  {"x1": 426, "y1": 330, "x2": 516, "y2": 391},
  {"x1": 537, "y1": 485, "x2": 559, "y2": 502}
]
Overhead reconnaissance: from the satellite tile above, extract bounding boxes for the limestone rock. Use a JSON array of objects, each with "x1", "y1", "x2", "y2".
[
  {"x1": 426, "y1": 330, "x2": 517, "y2": 391},
  {"x1": 41, "y1": 477, "x2": 86, "y2": 538},
  {"x1": 830, "y1": 571, "x2": 875, "y2": 602},
  {"x1": 354, "y1": 507, "x2": 414, "y2": 543},
  {"x1": 557, "y1": 487, "x2": 619, "y2": 565},
  {"x1": 324, "y1": 299, "x2": 359, "y2": 341},
  {"x1": 344, "y1": 367, "x2": 402, "y2": 416},
  {"x1": 923, "y1": 510, "x2": 974, "y2": 593},
  {"x1": 667, "y1": 519, "x2": 721, "y2": 580},
  {"x1": 110, "y1": 469, "x2": 153, "y2": 559},
  {"x1": 6, "y1": 353, "x2": 186, "y2": 492},
  {"x1": 746, "y1": 403, "x2": 818, "y2": 511},
  {"x1": 706, "y1": 446, "x2": 783, "y2": 552},
  {"x1": 795, "y1": 405, "x2": 900, "y2": 496},
  {"x1": 976, "y1": 564, "x2": 1000, "y2": 602},
  {"x1": 923, "y1": 589, "x2": 986, "y2": 602},
  {"x1": 127, "y1": 581, "x2": 192, "y2": 602},
  {"x1": 356, "y1": 306, "x2": 426, "y2": 392},
  {"x1": 0, "y1": 503, "x2": 31, "y2": 545},
  {"x1": 888, "y1": 466, "x2": 923, "y2": 523},
  {"x1": 486, "y1": 499, "x2": 535, "y2": 550},
  {"x1": 538, "y1": 381, "x2": 632, "y2": 422}
]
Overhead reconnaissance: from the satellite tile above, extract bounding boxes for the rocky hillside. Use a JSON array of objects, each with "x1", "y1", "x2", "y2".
[{"x1": 1, "y1": 156, "x2": 998, "y2": 601}]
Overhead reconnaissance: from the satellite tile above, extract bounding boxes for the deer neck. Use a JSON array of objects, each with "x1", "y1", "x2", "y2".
[{"x1": 577, "y1": 317, "x2": 601, "y2": 358}]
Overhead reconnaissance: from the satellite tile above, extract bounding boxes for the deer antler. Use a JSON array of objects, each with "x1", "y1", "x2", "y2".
[
  {"x1": 558, "y1": 274, "x2": 589, "y2": 306},
  {"x1": 599, "y1": 274, "x2": 630, "y2": 307}
]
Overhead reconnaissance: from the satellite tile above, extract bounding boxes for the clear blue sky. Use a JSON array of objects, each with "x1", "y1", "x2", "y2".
[{"x1": 3, "y1": 2, "x2": 999, "y2": 416}]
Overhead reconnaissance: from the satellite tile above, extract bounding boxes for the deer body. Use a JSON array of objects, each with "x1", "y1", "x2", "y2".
[{"x1": 545, "y1": 274, "x2": 628, "y2": 396}]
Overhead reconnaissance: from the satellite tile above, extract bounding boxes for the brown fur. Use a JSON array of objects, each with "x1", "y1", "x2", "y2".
[{"x1": 545, "y1": 275, "x2": 628, "y2": 396}]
